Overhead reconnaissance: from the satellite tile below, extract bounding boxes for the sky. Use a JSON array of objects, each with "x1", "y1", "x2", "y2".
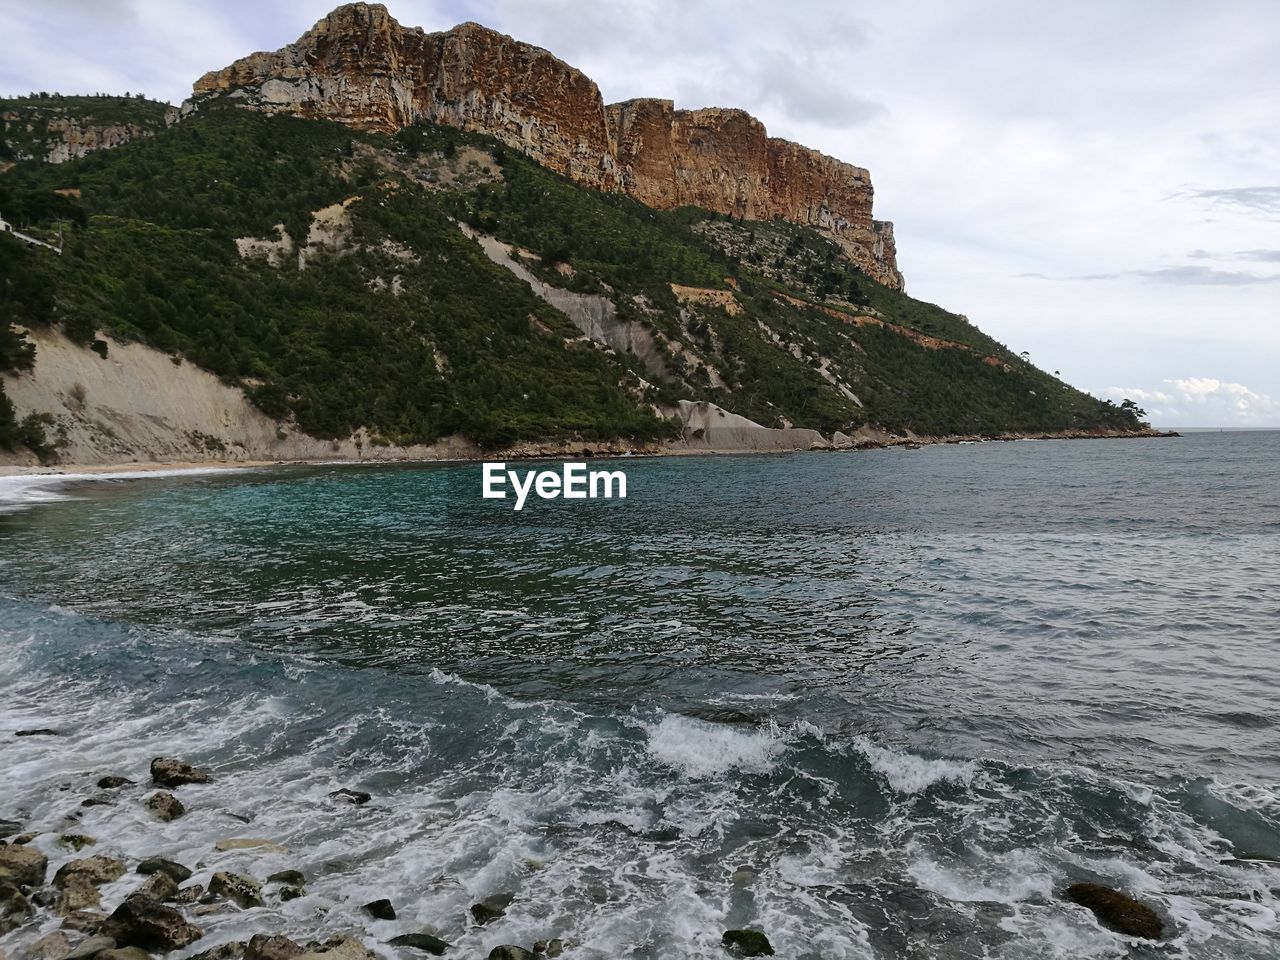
[{"x1": 2, "y1": 0, "x2": 1277, "y2": 427}]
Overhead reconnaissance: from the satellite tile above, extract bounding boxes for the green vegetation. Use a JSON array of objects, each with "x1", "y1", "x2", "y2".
[
  {"x1": 1, "y1": 94, "x2": 172, "y2": 164},
  {"x1": 0, "y1": 103, "x2": 1143, "y2": 458}
]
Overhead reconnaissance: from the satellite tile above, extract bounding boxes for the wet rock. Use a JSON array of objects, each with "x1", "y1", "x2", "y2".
[
  {"x1": 62, "y1": 835, "x2": 98, "y2": 851},
  {"x1": 174, "y1": 884, "x2": 204, "y2": 904},
  {"x1": 57, "y1": 875, "x2": 103, "y2": 915},
  {"x1": 0, "y1": 821, "x2": 21, "y2": 840},
  {"x1": 0, "y1": 844, "x2": 49, "y2": 886},
  {"x1": 386, "y1": 933, "x2": 451, "y2": 955},
  {"x1": 470, "y1": 892, "x2": 514, "y2": 925},
  {"x1": 0, "y1": 878, "x2": 32, "y2": 932},
  {"x1": 531, "y1": 941, "x2": 563, "y2": 957},
  {"x1": 55, "y1": 856, "x2": 126, "y2": 888},
  {"x1": 187, "y1": 941, "x2": 246, "y2": 960},
  {"x1": 722, "y1": 929, "x2": 774, "y2": 956},
  {"x1": 101, "y1": 895, "x2": 204, "y2": 951},
  {"x1": 29, "y1": 931, "x2": 72, "y2": 960},
  {"x1": 150, "y1": 758, "x2": 211, "y2": 788},
  {"x1": 245, "y1": 934, "x2": 302, "y2": 960},
  {"x1": 145, "y1": 792, "x2": 186, "y2": 822},
  {"x1": 81, "y1": 796, "x2": 116, "y2": 809},
  {"x1": 32, "y1": 888, "x2": 60, "y2": 907},
  {"x1": 96, "y1": 777, "x2": 134, "y2": 790},
  {"x1": 277, "y1": 885, "x2": 304, "y2": 902},
  {"x1": 214, "y1": 838, "x2": 286, "y2": 853},
  {"x1": 15, "y1": 729, "x2": 60, "y2": 737},
  {"x1": 266, "y1": 870, "x2": 305, "y2": 886},
  {"x1": 59, "y1": 911, "x2": 107, "y2": 934},
  {"x1": 486, "y1": 948, "x2": 532, "y2": 960},
  {"x1": 208, "y1": 872, "x2": 262, "y2": 908},
  {"x1": 136, "y1": 858, "x2": 193, "y2": 883},
  {"x1": 328, "y1": 789, "x2": 370, "y2": 806},
  {"x1": 193, "y1": 904, "x2": 232, "y2": 917},
  {"x1": 362, "y1": 898, "x2": 395, "y2": 920},
  {"x1": 11, "y1": 833, "x2": 39, "y2": 845},
  {"x1": 730, "y1": 868, "x2": 755, "y2": 887},
  {"x1": 1065, "y1": 882, "x2": 1164, "y2": 940},
  {"x1": 64, "y1": 936, "x2": 116, "y2": 960},
  {"x1": 97, "y1": 949, "x2": 151, "y2": 960},
  {"x1": 135, "y1": 872, "x2": 180, "y2": 902},
  {"x1": 294, "y1": 938, "x2": 375, "y2": 960}
]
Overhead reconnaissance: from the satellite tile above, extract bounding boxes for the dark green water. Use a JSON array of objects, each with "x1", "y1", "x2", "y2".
[{"x1": 2, "y1": 433, "x2": 1279, "y2": 958}]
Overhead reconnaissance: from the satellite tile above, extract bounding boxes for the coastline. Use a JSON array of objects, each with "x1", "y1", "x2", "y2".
[{"x1": 0, "y1": 427, "x2": 1176, "y2": 481}]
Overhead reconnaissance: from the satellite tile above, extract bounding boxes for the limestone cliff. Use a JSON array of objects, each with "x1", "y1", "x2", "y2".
[
  {"x1": 1, "y1": 97, "x2": 178, "y2": 165},
  {"x1": 189, "y1": 3, "x2": 904, "y2": 288}
]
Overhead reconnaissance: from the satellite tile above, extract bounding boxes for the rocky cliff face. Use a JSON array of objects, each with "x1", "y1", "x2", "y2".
[
  {"x1": 2, "y1": 97, "x2": 178, "y2": 165},
  {"x1": 190, "y1": 2, "x2": 904, "y2": 288}
]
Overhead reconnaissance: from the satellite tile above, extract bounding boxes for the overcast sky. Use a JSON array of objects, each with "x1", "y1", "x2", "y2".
[{"x1": 3, "y1": 1, "x2": 1277, "y2": 427}]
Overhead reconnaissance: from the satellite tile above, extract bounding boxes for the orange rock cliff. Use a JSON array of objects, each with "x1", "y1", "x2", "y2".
[{"x1": 190, "y1": 3, "x2": 904, "y2": 289}]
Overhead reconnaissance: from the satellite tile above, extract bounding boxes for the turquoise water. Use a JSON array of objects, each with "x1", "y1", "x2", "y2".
[{"x1": 2, "y1": 434, "x2": 1279, "y2": 958}]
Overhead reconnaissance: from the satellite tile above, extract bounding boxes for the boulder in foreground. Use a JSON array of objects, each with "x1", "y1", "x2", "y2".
[
  {"x1": 1065, "y1": 882, "x2": 1164, "y2": 940},
  {"x1": 0, "y1": 844, "x2": 48, "y2": 887},
  {"x1": 722, "y1": 929, "x2": 774, "y2": 956},
  {"x1": 101, "y1": 895, "x2": 204, "y2": 951},
  {"x1": 150, "y1": 757, "x2": 212, "y2": 788}
]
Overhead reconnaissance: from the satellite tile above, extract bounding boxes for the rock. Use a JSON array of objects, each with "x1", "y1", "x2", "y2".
[
  {"x1": 0, "y1": 879, "x2": 32, "y2": 933},
  {"x1": 722, "y1": 929, "x2": 774, "y2": 957},
  {"x1": 136, "y1": 858, "x2": 193, "y2": 883},
  {"x1": 214, "y1": 838, "x2": 286, "y2": 853},
  {"x1": 486, "y1": 949, "x2": 531, "y2": 960},
  {"x1": 244, "y1": 935, "x2": 302, "y2": 960},
  {"x1": 174, "y1": 884, "x2": 203, "y2": 904},
  {"x1": 29, "y1": 932, "x2": 72, "y2": 960},
  {"x1": 1065, "y1": 883, "x2": 1164, "y2": 940},
  {"x1": 57, "y1": 875, "x2": 103, "y2": 915},
  {"x1": 32, "y1": 888, "x2": 60, "y2": 907},
  {"x1": 192, "y1": 904, "x2": 231, "y2": 917},
  {"x1": 149, "y1": 758, "x2": 211, "y2": 788},
  {"x1": 531, "y1": 941, "x2": 563, "y2": 957},
  {"x1": 64, "y1": 936, "x2": 116, "y2": 960},
  {"x1": 101, "y1": 895, "x2": 203, "y2": 951},
  {"x1": 135, "y1": 872, "x2": 179, "y2": 902},
  {"x1": 145, "y1": 792, "x2": 186, "y2": 822},
  {"x1": 0, "y1": 821, "x2": 21, "y2": 840},
  {"x1": 294, "y1": 938, "x2": 375, "y2": 960},
  {"x1": 0, "y1": 844, "x2": 49, "y2": 886},
  {"x1": 208, "y1": 872, "x2": 262, "y2": 908},
  {"x1": 15, "y1": 729, "x2": 60, "y2": 737},
  {"x1": 327, "y1": 789, "x2": 370, "y2": 806},
  {"x1": 277, "y1": 885, "x2": 304, "y2": 902},
  {"x1": 96, "y1": 949, "x2": 151, "y2": 960},
  {"x1": 265, "y1": 870, "x2": 304, "y2": 885},
  {"x1": 55, "y1": 856, "x2": 126, "y2": 888},
  {"x1": 81, "y1": 796, "x2": 116, "y2": 809},
  {"x1": 11, "y1": 833, "x2": 39, "y2": 845},
  {"x1": 61, "y1": 834, "x2": 98, "y2": 851},
  {"x1": 189, "y1": 8, "x2": 906, "y2": 288},
  {"x1": 362, "y1": 898, "x2": 395, "y2": 920},
  {"x1": 386, "y1": 934, "x2": 451, "y2": 955},
  {"x1": 59, "y1": 911, "x2": 106, "y2": 934},
  {"x1": 470, "y1": 892, "x2": 514, "y2": 925},
  {"x1": 187, "y1": 942, "x2": 246, "y2": 960},
  {"x1": 96, "y1": 777, "x2": 134, "y2": 790}
]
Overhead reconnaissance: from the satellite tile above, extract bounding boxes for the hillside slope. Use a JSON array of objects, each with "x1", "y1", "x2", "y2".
[{"x1": 1, "y1": 106, "x2": 1146, "y2": 464}]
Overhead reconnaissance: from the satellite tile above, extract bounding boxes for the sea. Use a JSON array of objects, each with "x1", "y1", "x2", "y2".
[{"x1": 2, "y1": 432, "x2": 1278, "y2": 959}]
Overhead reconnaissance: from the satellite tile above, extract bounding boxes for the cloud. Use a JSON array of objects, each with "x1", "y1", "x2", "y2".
[
  {"x1": 1191, "y1": 186, "x2": 1280, "y2": 215},
  {"x1": 1101, "y1": 378, "x2": 1279, "y2": 427},
  {"x1": 1133, "y1": 265, "x2": 1280, "y2": 285},
  {"x1": 1019, "y1": 265, "x2": 1279, "y2": 285}
]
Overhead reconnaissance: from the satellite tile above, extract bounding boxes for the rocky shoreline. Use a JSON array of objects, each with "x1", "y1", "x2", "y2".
[{"x1": 1, "y1": 751, "x2": 1172, "y2": 958}]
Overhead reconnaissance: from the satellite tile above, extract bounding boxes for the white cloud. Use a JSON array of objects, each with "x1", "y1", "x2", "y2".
[{"x1": 1101, "y1": 378, "x2": 1278, "y2": 428}]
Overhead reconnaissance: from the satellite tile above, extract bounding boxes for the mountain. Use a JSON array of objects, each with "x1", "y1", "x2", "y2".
[
  {"x1": 0, "y1": 7, "x2": 1149, "y2": 466},
  {"x1": 1, "y1": 93, "x2": 177, "y2": 165}
]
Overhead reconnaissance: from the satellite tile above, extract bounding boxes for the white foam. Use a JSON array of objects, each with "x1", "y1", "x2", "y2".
[
  {"x1": 0, "y1": 466, "x2": 256, "y2": 513},
  {"x1": 645, "y1": 714, "x2": 787, "y2": 778},
  {"x1": 851, "y1": 736, "x2": 977, "y2": 794}
]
